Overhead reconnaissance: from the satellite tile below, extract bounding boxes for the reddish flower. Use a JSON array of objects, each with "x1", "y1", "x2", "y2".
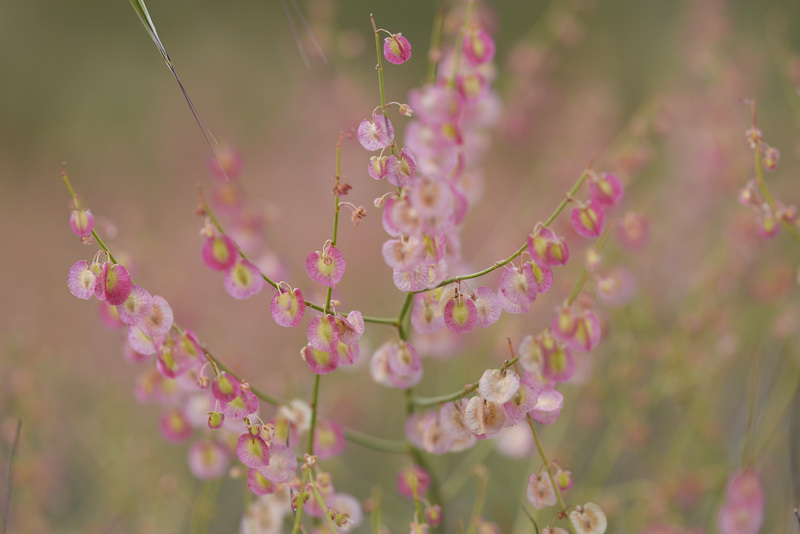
[
  {"x1": 384, "y1": 33, "x2": 412, "y2": 65},
  {"x1": 463, "y1": 28, "x2": 496, "y2": 66},
  {"x1": 571, "y1": 200, "x2": 606, "y2": 239},
  {"x1": 589, "y1": 172, "x2": 624, "y2": 208},
  {"x1": 201, "y1": 234, "x2": 237, "y2": 271}
]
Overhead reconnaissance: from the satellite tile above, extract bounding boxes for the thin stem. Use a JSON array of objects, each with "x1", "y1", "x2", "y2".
[
  {"x1": 200, "y1": 187, "x2": 353, "y2": 319},
  {"x1": 206, "y1": 349, "x2": 283, "y2": 407},
  {"x1": 396, "y1": 293, "x2": 414, "y2": 339},
  {"x1": 412, "y1": 357, "x2": 519, "y2": 407},
  {"x1": 332, "y1": 133, "x2": 344, "y2": 249},
  {"x1": 749, "y1": 101, "x2": 800, "y2": 245},
  {"x1": 412, "y1": 484, "x2": 424, "y2": 526},
  {"x1": 742, "y1": 350, "x2": 764, "y2": 467},
  {"x1": 362, "y1": 316, "x2": 400, "y2": 326},
  {"x1": 565, "y1": 225, "x2": 610, "y2": 305},
  {"x1": 413, "y1": 164, "x2": 592, "y2": 294},
  {"x1": 464, "y1": 467, "x2": 488, "y2": 534},
  {"x1": 307, "y1": 374, "x2": 321, "y2": 455},
  {"x1": 342, "y1": 428, "x2": 409, "y2": 454},
  {"x1": 426, "y1": 6, "x2": 446, "y2": 84},
  {"x1": 527, "y1": 414, "x2": 574, "y2": 533},
  {"x1": 370, "y1": 14, "x2": 396, "y2": 157},
  {"x1": 448, "y1": 0, "x2": 476, "y2": 88},
  {"x1": 290, "y1": 470, "x2": 309, "y2": 534},
  {"x1": 1, "y1": 419, "x2": 21, "y2": 534},
  {"x1": 308, "y1": 472, "x2": 340, "y2": 533},
  {"x1": 371, "y1": 14, "x2": 388, "y2": 116}
]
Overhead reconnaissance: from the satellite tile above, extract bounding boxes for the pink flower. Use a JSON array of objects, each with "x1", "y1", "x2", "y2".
[
  {"x1": 306, "y1": 243, "x2": 346, "y2": 288},
  {"x1": 211, "y1": 372, "x2": 241, "y2": 403},
  {"x1": 201, "y1": 234, "x2": 237, "y2": 271},
  {"x1": 526, "y1": 472, "x2": 557, "y2": 509},
  {"x1": 530, "y1": 388, "x2": 563, "y2": 425},
  {"x1": 443, "y1": 294, "x2": 478, "y2": 333},
  {"x1": 254, "y1": 443, "x2": 297, "y2": 484},
  {"x1": 616, "y1": 212, "x2": 648, "y2": 249},
  {"x1": 571, "y1": 200, "x2": 606, "y2": 239},
  {"x1": 224, "y1": 258, "x2": 264, "y2": 299},
  {"x1": 160, "y1": 408, "x2": 192, "y2": 443},
  {"x1": 590, "y1": 172, "x2": 624, "y2": 207},
  {"x1": 384, "y1": 33, "x2": 412, "y2": 65},
  {"x1": 236, "y1": 427, "x2": 270, "y2": 468},
  {"x1": 187, "y1": 439, "x2": 229, "y2": 480},
  {"x1": 96, "y1": 262, "x2": 133, "y2": 306},
  {"x1": 117, "y1": 284, "x2": 153, "y2": 327},
  {"x1": 307, "y1": 314, "x2": 339, "y2": 352},
  {"x1": 527, "y1": 227, "x2": 570, "y2": 267},
  {"x1": 368, "y1": 155, "x2": 388, "y2": 180},
  {"x1": 463, "y1": 29, "x2": 496, "y2": 66},
  {"x1": 499, "y1": 264, "x2": 538, "y2": 306},
  {"x1": 470, "y1": 287, "x2": 502, "y2": 328},
  {"x1": 301, "y1": 345, "x2": 339, "y2": 375},
  {"x1": 357, "y1": 112, "x2": 395, "y2": 151},
  {"x1": 69, "y1": 209, "x2": 94, "y2": 237},
  {"x1": 397, "y1": 465, "x2": 430, "y2": 499},
  {"x1": 67, "y1": 260, "x2": 97, "y2": 300},
  {"x1": 370, "y1": 339, "x2": 423, "y2": 388},
  {"x1": 385, "y1": 148, "x2": 418, "y2": 188},
  {"x1": 314, "y1": 420, "x2": 345, "y2": 460},
  {"x1": 270, "y1": 286, "x2": 305, "y2": 327},
  {"x1": 221, "y1": 388, "x2": 259, "y2": 420},
  {"x1": 246, "y1": 468, "x2": 278, "y2": 496}
]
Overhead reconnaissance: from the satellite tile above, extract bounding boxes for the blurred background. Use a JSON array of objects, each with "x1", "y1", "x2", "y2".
[{"x1": 3, "y1": 0, "x2": 800, "y2": 532}]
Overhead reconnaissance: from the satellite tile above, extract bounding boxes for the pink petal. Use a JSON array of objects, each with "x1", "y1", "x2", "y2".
[
  {"x1": 224, "y1": 259, "x2": 264, "y2": 299},
  {"x1": 201, "y1": 234, "x2": 237, "y2": 271},
  {"x1": 270, "y1": 287, "x2": 305, "y2": 327},
  {"x1": 187, "y1": 440, "x2": 229, "y2": 480},
  {"x1": 67, "y1": 260, "x2": 97, "y2": 300},
  {"x1": 236, "y1": 432, "x2": 270, "y2": 468},
  {"x1": 305, "y1": 245, "x2": 346, "y2": 288},
  {"x1": 383, "y1": 33, "x2": 412, "y2": 65}
]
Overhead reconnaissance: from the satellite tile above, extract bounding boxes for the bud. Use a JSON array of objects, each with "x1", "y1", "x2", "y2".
[
  {"x1": 207, "y1": 411, "x2": 225, "y2": 430},
  {"x1": 69, "y1": 209, "x2": 95, "y2": 237}
]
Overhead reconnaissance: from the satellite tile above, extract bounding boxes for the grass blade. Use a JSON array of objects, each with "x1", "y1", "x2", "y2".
[
  {"x1": 128, "y1": 0, "x2": 228, "y2": 179},
  {"x1": 1, "y1": 419, "x2": 22, "y2": 534}
]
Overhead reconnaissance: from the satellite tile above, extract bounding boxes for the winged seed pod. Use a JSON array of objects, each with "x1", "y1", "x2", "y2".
[{"x1": 569, "y1": 503, "x2": 608, "y2": 534}]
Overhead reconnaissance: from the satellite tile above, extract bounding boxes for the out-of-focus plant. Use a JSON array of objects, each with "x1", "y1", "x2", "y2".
[{"x1": 41, "y1": 0, "x2": 800, "y2": 533}]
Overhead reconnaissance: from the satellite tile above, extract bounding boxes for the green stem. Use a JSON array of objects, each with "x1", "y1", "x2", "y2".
[
  {"x1": 464, "y1": 467, "x2": 488, "y2": 534},
  {"x1": 749, "y1": 103, "x2": 800, "y2": 245},
  {"x1": 1, "y1": 419, "x2": 21, "y2": 534},
  {"x1": 397, "y1": 293, "x2": 414, "y2": 339},
  {"x1": 371, "y1": 15, "x2": 388, "y2": 116},
  {"x1": 363, "y1": 316, "x2": 400, "y2": 326},
  {"x1": 412, "y1": 357, "x2": 519, "y2": 408},
  {"x1": 413, "y1": 166, "x2": 592, "y2": 294},
  {"x1": 308, "y1": 472, "x2": 340, "y2": 533},
  {"x1": 527, "y1": 414, "x2": 574, "y2": 533},
  {"x1": 426, "y1": 6, "x2": 446, "y2": 84},
  {"x1": 342, "y1": 428, "x2": 409, "y2": 454},
  {"x1": 448, "y1": 0, "x2": 476, "y2": 88},
  {"x1": 307, "y1": 375, "x2": 321, "y2": 455},
  {"x1": 290, "y1": 471, "x2": 308, "y2": 534}
]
